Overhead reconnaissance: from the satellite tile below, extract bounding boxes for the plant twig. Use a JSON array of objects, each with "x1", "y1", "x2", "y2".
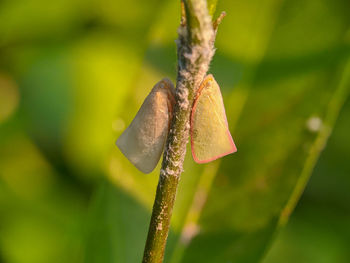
[{"x1": 142, "y1": 1, "x2": 222, "y2": 262}]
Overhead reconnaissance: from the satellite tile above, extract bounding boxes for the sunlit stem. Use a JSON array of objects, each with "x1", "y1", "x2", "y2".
[{"x1": 142, "y1": 0, "x2": 223, "y2": 262}]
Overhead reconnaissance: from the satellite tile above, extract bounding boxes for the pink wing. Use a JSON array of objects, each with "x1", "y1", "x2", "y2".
[{"x1": 190, "y1": 74, "x2": 237, "y2": 163}]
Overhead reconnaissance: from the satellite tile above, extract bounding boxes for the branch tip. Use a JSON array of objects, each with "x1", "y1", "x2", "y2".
[
  {"x1": 213, "y1": 11, "x2": 226, "y2": 31},
  {"x1": 181, "y1": 0, "x2": 187, "y2": 27}
]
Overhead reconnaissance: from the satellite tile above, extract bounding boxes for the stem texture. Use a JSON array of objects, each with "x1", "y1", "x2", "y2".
[{"x1": 142, "y1": 1, "x2": 220, "y2": 262}]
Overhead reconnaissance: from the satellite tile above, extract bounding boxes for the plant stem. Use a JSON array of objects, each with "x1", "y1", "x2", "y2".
[{"x1": 142, "y1": 1, "x2": 221, "y2": 262}]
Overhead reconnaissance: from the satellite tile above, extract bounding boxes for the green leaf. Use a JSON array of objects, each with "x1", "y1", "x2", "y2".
[
  {"x1": 0, "y1": 133, "x2": 87, "y2": 263},
  {"x1": 84, "y1": 180, "x2": 149, "y2": 263}
]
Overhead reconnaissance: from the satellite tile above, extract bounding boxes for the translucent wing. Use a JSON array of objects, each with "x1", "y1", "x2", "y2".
[
  {"x1": 116, "y1": 79, "x2": 175, "y2": 173},
  {"x1": 191, "y1": 74, "x2": 237, "y2": 163}
]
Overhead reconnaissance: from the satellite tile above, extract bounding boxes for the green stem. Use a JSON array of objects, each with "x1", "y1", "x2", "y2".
[
  {"x1": 142, "y1": 1, "x2": 220, "y2": 262},
  {"x1": 279, "y1": 58, "x2": 350, "y2": 226}
]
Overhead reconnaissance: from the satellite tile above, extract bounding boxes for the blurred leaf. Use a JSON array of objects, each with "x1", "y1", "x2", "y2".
[
  {"x1": 264, "y1": 97, "x2": 350, "y2": 263},
  {"x1": 18, "y1": 45, "x2": 73, "y2": 153},
  {"x1": 0, "y1": 133, "x2": 54, "y2": 199},
  {"x1": 0, "y1": 0, "x2": 85, "y2": 45},
  {"x1": 0, "y1": 73, "x2": 19, "y2": 124},
  {"x1": 90, "y1": 0, "x2": 162, "y2": 32},
  {"x1": 63, "y1": 34, "x2": 143, "y2": 177},
  {"x1": 263, "y1": 198, "x2": 350, "y2": 263},
  {"x1": 84, "y1": 180, "x2": 149, "y2": 263},
  {"x1": 208, "y1": 0, "x2": 218, "y2": 16},
  {"x1": 0, "y1": 133, "x2": 87, "y2": 263}
]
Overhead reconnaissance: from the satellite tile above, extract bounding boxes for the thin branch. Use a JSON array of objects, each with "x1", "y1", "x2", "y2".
[
  {"x1": 213, "y1": 11, "x2": 226, "y2": 32},
  {"x1": 279, "y1": 59, "x2": 350, "y2": 226},
  {"x1": 142, "y1": 1, "x2": 223, "y2": 262}
]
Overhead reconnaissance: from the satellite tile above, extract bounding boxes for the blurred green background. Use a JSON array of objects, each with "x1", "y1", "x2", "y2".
[{"x1": 0, "y1": 0, "x2": 349, "y2": 262}]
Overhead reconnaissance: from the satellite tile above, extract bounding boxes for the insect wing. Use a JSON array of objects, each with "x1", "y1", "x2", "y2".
[
  {"x1": 116, "y1": 79, "x2": 175, "y2": 173},
  {"x1": 191, "y1": 74, "x2": 237, "y2": 163}
]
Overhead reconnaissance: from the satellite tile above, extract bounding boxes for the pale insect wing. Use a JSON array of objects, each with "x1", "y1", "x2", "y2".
[
  {"x1": 191, "y1": 74, "x2": 237, "y2": 163},
  {"x1": 116, "y1": 79, "x2": 175, "y2": 173}
]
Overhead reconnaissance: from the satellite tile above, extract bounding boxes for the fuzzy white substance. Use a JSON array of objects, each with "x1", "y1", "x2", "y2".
[{"x1": 160, "y1": 0, "x2": 216, "y2": 181}]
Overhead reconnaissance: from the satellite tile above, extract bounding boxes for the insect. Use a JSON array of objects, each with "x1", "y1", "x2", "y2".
[
  {"x1": 191, "y1": 74, "x2": 237, "y2": 163},
  {"x1": 116, "y1": 78, "x2": 175, "y2": 174},
  {"x1": 116, "y1": 75, "x2": 237, "y2": 173}
]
